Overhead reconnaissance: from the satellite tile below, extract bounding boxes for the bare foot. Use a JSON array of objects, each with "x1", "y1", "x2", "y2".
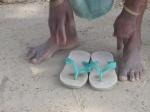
[
  {"x1": 118, "y1": 49, "x2": 144, "y2": 81},
  {"x1": 27, "y1": 38, "x2": 79, "y2": 64},
  {"x1": 118, "y1": 25, "x2": 144, "y2": 82}
]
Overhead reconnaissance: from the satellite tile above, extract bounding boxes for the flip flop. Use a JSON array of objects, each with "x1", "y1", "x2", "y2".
[
  {"x1": 89, "y1": 51, "x2": 117, "y2": 90},
  {"x1": 60, "y1": 50, "x2": 91, "y2": 88}
]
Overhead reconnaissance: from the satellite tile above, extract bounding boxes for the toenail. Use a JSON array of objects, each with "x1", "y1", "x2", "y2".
[
  {"x1": 119, "y1": 76, "x2": 127, "y2": 81},
  {"x1": 31, "y1": 58, "x2": 38, "y2": 64},
  {"x1": 130, "y1": 78, "x2": 135, "y2": 82}
]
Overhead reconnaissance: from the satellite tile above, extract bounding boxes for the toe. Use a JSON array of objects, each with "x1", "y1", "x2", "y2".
[
  {"x1": 139, "y1": 68, "x2": 144, "y2": 79},
  {"x1": 119, "y1": 70, "x2": 128, "y2": 81},
  {"x1": 27, "y1": 48, "x2": 36, "y2": 59},
  {"x1": 135, "y1": 71, "x2": 140, "y2": 80},
  {"x1": 30, "y1": 51, "x2": 49, "y2": 64},
  {"x1": 31, "y1": 58, "x2": 40, "y2": 64},
  {"x1": 119, "y1": 75, "x2": 128, "y2": 81},
  {"x1": 129, "y1": 70, "x2": 135, "y2": 82}
]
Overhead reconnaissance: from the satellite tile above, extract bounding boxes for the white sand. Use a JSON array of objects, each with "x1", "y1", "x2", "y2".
[{"x1": 0, "y1": 2, "x2": 150, "y2": 112}]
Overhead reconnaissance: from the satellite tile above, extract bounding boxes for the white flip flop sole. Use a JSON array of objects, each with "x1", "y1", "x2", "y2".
[
  {"x1": 89, "y1": 51, "x2": 118, "y2": 90},
  {"x1": 60, "y1": 50, "x2": 91, "y2": 89}
]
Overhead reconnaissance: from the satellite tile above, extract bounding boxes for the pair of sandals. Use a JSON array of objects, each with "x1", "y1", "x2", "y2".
[{"x1": 60, "y1": 50, "x2": 117, "y2": 90}]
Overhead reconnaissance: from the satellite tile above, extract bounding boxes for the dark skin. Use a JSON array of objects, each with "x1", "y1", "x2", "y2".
[
  {"x1": 27, "y1": 0, "x2": 147, "y2": 82},
  {"x1": 27, "y1": 0, "x2": 79, "y2": 64},
  {"x1": 114, "y1": 0, "x2": 147, "y2": 81}
]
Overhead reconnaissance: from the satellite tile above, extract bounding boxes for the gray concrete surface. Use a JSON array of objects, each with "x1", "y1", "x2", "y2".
[{"x1": 0, "y1": 2, "x2": 150, "y2": 112}]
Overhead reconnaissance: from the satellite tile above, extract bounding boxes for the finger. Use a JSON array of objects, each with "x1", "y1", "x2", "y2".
[
  {"x1": 67, "y1": 6, "x2": 74, "y2": 21},
  {"x1": 129, "y1": 70, "x2": 135, "y2": 82},
  {"x1": 113, "y1": 24, "x2": 117, "y2": 37},
  {"x1": 123, "y1": 38, "x2": 129, "y2": 45},
  {"x1": 50, "y1": 22, "x2": 56, "y2": 36},
  {"x1": 61, "y1": 19, "x2": 67, "y2": 45},
  {"x1": 56, "y1": 29, "x2": 60, "y2": 46},
  {"x1": 27, "y1": 48, "x2": 36, "y2": 59},
  {"x1": 66, "y1": 11, "x2": 77, "y2": 38},
  {"x1": 49, "y1": 15, "x2": 57, "y2": 43},
  {"x1": 123, "y1": 31, "x2": 136, "y2": 46},
  {"x1": 57, "y1": 25, "x2": 67, "y2": 46},
  {"x1": 56, "y1": 17, "x2": 66, "y2": 46},
  {"x1": 117, "y1": 37, "x2": 123, "y2": 50}
]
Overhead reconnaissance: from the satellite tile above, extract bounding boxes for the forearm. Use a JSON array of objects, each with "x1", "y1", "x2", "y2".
[{"x1": 124, "y1": 0, "x2": 147, "y2": 15}]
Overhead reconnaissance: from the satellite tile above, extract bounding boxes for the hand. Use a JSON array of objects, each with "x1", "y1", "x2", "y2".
[
  {"x1": 49, "y1": 0, "x2": 75, "y2": 46},
  {"x1": 114, "y1": 11, "x2": 137, "y2": 50}
]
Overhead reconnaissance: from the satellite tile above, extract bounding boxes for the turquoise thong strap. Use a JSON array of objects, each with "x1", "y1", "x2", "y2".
[
  {"x1": 65, "y1": 58, "x2": 117, "y2": 80},
  {"x1": 90, "y1": 60, "x2": 117, "y2": 80},
  {"x1": 65, "y1": 58, "x2": 92, "y2": 80}
]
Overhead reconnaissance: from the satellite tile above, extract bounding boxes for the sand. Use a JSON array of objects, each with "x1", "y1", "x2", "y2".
[{"x1": 0, "y1": 1, "x2": 150, "y2": 112}]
